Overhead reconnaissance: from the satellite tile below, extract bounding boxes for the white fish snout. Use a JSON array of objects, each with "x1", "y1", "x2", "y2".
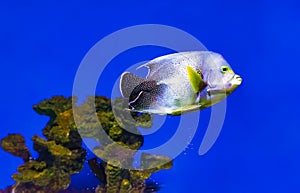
[{"x1": 232, "y1": 74, "x2": 242, "y2": 85}]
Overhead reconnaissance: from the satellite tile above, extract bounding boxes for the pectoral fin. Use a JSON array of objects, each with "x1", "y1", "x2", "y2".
[{"x1": 186, "y1": 65, "x2": 206, "y2": 93}]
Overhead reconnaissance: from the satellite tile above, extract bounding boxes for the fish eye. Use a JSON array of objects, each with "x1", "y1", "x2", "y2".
[{"x1": 221, "y1": 66, "x2": 229, "y2": 73}]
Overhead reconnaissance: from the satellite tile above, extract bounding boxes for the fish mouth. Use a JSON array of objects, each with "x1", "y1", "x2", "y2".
[
  {"x1": 207, "y1": 74, "x2": 242, "y2": 96},
  {"x1": 230, "y1": 74, "x2": 242, "y2": 86}
]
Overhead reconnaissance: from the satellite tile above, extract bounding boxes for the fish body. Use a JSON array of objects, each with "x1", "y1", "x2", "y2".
[{"x1": 120, "y1": 51, "x2": 242, "y2": 115}]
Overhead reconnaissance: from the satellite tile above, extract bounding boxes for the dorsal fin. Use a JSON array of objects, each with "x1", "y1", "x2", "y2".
[
  {"x1": 186, "y1": 65, "x2": 206, "y2": 93},
  {"x1": 120, "y1": 72, "x2": 145, "y2": 98}
]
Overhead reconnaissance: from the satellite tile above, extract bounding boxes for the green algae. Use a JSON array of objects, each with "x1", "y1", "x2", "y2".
[{"x1": 1, "y1": 96, "x2": 172, "y2": 193}]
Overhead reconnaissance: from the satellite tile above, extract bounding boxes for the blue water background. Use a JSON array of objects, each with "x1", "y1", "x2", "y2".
[{"x1": 0, "y1": 1, "x2": 300, "y2": 193}]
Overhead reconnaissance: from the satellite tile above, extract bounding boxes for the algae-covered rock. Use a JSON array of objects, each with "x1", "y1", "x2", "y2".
[
  {"x1": 90, "y1": 153, "x2": 172, "y2": 193},
  {"x1": 75, "y1": 96, "x2": 146, "y2": 149},
  {"x1": 1, "y1": 95, "x2": 173, "y2": 193},
  {"x1": 88, "y1": 158, "x2": 107, "y2": 184},
  {"x1": 75, "y1": 96, "x2": 173, "y2": 193},
  {"x1": 1, "y1": 96, "x2": 86, "y2": 193},
  {"x1": 33, "y1": 95, "x2": 74, "y2": 116},
  {"x1": 1, "y1": 134, "x2": 31, "y2": 162}
]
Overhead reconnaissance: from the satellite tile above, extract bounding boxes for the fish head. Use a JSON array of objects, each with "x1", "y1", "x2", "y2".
[
  {"x1": 198, "y1": 53, "x2": 242, "y2": 107},
  {"x1": 207, "y1": 65, "x2": 242, "y2": 94},
  {"x1": 204, "y1": 53, "x2": 242, "y2": 94}
]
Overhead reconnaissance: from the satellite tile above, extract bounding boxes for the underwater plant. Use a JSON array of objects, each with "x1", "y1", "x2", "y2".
[
  {"x1": 1, "y1": 96, "x2": 172, "y2": 193},
  {"x1": 1, "y1": 96, "x2": 86, "y2": 193},
  {"x1": 74, "y1": 96, "x2": 173, "y2": 193}
]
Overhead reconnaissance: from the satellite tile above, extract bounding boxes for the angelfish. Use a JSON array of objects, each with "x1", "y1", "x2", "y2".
[{"x1": 120, "y1": 51, "x2": 242, "y2": 115}]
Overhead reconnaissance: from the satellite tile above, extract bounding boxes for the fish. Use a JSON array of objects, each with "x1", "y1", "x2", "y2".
[{"x1": 120, "y1": 51, "x2": 242, "y2": 115}]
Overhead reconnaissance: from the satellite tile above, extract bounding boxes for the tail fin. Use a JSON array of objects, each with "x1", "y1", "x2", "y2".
[{"x1": 120, "y1": 72, "x2": 145, "y2": 98}]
